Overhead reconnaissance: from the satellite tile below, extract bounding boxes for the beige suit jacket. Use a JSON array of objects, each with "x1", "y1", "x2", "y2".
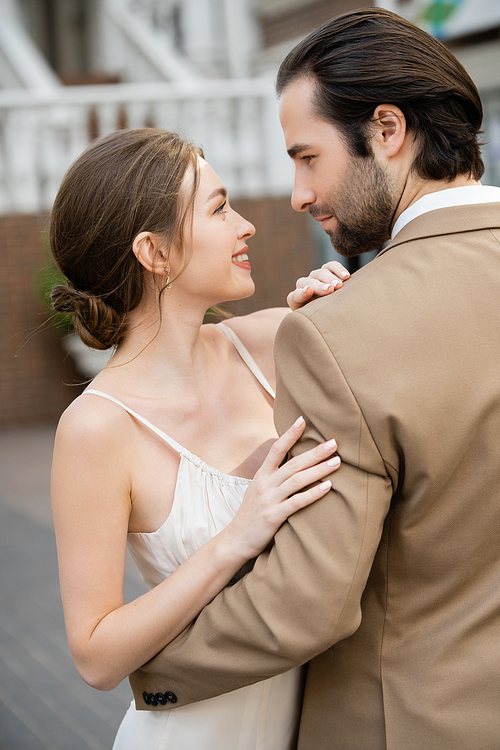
[{"x1": 130, "y1": 203, "x2": 500, "y2": 750}]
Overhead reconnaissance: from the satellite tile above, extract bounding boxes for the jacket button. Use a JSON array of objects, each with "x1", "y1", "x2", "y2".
[
  {"x1": 155, "y1": 693, "x2": 167, "y2": 705},
  {"x1": 142, "y1": 692, "x2": 150, "y2": 705},
  {"x1": 166, "y1": 691, "x2": 177, "y2": 703},
  {"x1": 148, "y1": 693, "x2": 158, "y2": 706}
]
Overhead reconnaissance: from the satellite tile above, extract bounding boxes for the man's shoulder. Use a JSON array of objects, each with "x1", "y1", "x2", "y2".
[
  {"x1": 290, "y1": 251, "x2": 393, "y2": 324},
  {"x1": 281, "y1": 202, "x2": 500, "y2": 343},
  {"x1": 388, "y1": 202, "x2": 500, "y2": 250}
]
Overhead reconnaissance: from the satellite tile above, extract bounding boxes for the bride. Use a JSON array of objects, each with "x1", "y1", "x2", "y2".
[{"x1": 50, "y1": 128, "x2": 347, "y2": 749}]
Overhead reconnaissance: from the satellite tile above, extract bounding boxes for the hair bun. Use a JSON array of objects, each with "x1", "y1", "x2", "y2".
[
  {"x1": 51, "y1": 284, "x2": 82, "y2": 314},
  {"x1": 51, "y1": 284, "x2": 124, "y2": 350}
]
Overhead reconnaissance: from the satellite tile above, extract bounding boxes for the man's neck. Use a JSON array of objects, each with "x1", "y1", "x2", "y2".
[
  {"x1": 393, "y1": 174, "x2": 482, "y2": 228},
  {"x1": 390, "y1": 180, "x2": 500, "y2": 240}
]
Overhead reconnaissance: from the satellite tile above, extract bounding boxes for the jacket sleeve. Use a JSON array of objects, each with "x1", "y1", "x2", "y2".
[{"x1": 129, "y1": 310, "x2": 393, "y2": 709}]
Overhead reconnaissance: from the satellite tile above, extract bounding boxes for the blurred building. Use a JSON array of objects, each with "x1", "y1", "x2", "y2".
[
  {"x1": 0, "y1": 0, "x2": 498, "y2": 425},
  {"x1": 380, "y1": 0, "x2": 500, "y2": 189}
]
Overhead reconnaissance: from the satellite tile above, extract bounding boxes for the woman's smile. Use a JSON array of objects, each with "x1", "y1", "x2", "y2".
[{"x1": 232, "y1": 249, "x2": 251, "y2": 269}]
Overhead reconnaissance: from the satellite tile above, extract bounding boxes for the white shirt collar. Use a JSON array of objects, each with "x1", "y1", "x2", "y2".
[{"x1": 391, "y1": 185, "x2": 500, "y2": 239}]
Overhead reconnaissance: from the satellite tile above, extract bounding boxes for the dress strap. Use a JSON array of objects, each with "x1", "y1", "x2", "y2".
[
  {"x1": 84, "y1": 389, "x2": 185, "y2": 454},
  {"x1": 218, "y1": 323, "x2": 275, "y2": 399}
]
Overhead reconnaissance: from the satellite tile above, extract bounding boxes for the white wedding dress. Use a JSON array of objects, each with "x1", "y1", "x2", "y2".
[{"x1": 86, "y1": 324, "x2": 303, "y2": 750}]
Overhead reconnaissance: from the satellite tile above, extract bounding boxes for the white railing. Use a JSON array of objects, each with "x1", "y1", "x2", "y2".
[{"x1": 0, "y1": 78, "x2": 293, "y2": 215}]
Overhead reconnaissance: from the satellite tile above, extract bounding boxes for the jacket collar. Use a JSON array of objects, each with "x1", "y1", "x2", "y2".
[{"x1": 379, "y1": 202, "x2": 500, "y2": 258}]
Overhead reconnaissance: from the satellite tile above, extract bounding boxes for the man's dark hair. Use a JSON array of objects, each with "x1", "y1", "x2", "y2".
[{"x1": 276, "y1": 7, "x2": 484, "y2": 181}]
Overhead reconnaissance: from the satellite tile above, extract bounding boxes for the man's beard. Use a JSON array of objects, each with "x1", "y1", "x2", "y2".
[{"x1": 312, "y1": 156, "x2": 398, "y2": 258}]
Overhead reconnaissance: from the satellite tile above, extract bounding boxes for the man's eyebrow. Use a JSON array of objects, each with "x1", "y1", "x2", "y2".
[
  {"x1": 287, "y1": 143, "x2": 311, "y2": 159},
  {"x1": 206, "y1": 187, "x2": 227, "y2": 203}
]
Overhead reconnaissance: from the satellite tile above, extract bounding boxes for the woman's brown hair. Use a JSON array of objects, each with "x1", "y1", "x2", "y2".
[
  {"x1": 50, "y1": 129, "x2": 201, "y2": 350},
  {"x1": 276, "y1": 7, "x2": 484, "y2": 182}
]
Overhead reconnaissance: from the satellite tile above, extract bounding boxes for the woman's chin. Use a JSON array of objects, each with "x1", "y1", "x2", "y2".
[{"x1": 220, "y1": 281, "x2": 256, "y2": 305}]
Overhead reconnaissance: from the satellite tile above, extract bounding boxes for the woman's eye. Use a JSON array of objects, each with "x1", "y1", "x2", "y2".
[
  {"x1": 214, "y1": 201, "x2": 227, "y2": 214},
  {"x1": 302, "y1": 155, "x2": 314, "y2": 164}
]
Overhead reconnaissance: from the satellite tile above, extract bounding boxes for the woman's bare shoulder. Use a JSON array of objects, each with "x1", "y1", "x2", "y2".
[
  {"x1": 51, "y1": 390, "x2": 134, "y2": 533},
  {"x1": 223, "y1": 308, "x2": 290, "y2": 352},
  {"x1": 55, "y1": 390, "x2": 133, "y2": 460},
  {"x1": 221, "y1": 308, "x2": 290, "y2": 388}
]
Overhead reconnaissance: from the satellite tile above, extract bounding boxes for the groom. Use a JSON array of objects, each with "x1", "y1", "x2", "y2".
[{"x1": 129, "y1": 9, "x2": 500, "y2": 749}]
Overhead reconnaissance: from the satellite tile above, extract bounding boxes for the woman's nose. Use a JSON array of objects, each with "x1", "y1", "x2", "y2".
[{"x1": 236, "y1": 213, "x2": 256, "y2": 240}]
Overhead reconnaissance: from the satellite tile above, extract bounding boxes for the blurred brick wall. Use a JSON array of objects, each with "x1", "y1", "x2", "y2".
[
  {"x1": 0, "y1": 200, "x2": 315, "y2": 426},
  {"x1": 0, "y1": 215, "x2": 83, "y2": 427},
  {"x1": 226, "y1": 195, "x2": 316, "y2": 315}
]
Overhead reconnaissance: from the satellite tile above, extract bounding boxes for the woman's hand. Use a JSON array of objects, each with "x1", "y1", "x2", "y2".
[
  {"x1": 53, "y1": 401, "x2": 338, "y2": 690},
  {"x1": 224, "y1": 417, "x2": 340, "y2": 561},
  {"x1": 287, "y1": 261, "x2": 350, "y2": 311}
]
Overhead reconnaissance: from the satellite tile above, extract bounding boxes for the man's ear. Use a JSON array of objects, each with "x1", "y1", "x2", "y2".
[
  {"x1": 371, "y1": 104, "x2": 407, "y2": 158},
  {"x1": 132, "y1": 232, "x2": 168, "y2": 275}
]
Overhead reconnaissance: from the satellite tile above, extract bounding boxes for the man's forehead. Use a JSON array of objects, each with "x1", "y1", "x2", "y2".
[
  {"x1": 279, "y1": 76, "x2": 316, "y2": 113},
  {"x1": 280, "y1": 98, "x2": 342, "y2": 154}
]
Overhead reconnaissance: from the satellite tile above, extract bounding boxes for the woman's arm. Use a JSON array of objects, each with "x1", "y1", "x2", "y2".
[{"x1": 52, "y1": 398, "x2": 340, "y2": 692}]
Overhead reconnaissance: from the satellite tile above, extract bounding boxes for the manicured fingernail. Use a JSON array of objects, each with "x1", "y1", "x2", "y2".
[
  {"x1": 340, "y1": 269, "x2": 350, "y2": 278},
  {"x1": 323, "y1": 284, "x2": 332, "y2": 291},
  {"x1": 319, "y1": 480, "x2": 332, "y2": 490},
  {"x1": 303, "y1": 285, "x2": 310, "y2": 294},
  {"x1": 294, "y1": 416, "x2": 305, "y2": 429},
  {"x1": 323, "y1": 439, "x2": 337, "y2": 452},
  {"x1": 327, "y1": 456, "x2": 341, "y2": 467}
]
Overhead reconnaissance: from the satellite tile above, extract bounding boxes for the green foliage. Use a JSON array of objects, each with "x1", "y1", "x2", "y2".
[
  {"x1": 419, "y1": 1, "x2": 460, "y2": 25},
  {"x1": 35, "y1": 236, "x2": 73, "y2": 335}
]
